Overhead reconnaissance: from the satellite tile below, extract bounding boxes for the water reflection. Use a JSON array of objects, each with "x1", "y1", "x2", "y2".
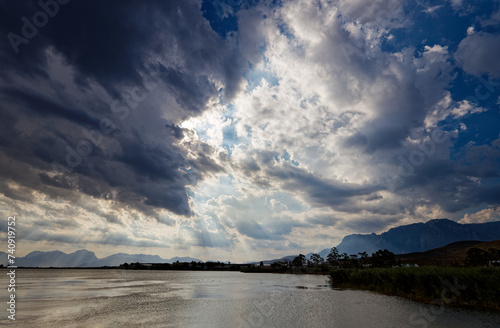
[{"x1": 0, "y1": 269, "x2": 498, "y2": 328}]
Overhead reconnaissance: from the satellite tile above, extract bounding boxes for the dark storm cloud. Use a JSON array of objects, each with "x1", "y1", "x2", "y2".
[
  {"x1": 0, "y1": 88, "x2": 100, "y2": 127},
  {"x1": 388, "y1": 136, "x2": 500, "y2": 214},
  {"x1": 0, "y1": 0, "x2": 242, "y2": 216},
  {"x1": 268, "y1": 164, "x2": 384, "y2": 209},
  {"x1": 0, "y1": 0, "x2": 245, "y2": 98},
  {"x1": 233, "y1": 149, "x2": 385, "y2": 213},
  {"x1": 343, "y1": 73, "x2": 437, "y2": 153}
]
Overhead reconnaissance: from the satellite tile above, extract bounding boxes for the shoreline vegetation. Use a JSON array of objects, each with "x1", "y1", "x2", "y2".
[{"x1": 329, "y1": 267, "x2": 500, "y2": 311}]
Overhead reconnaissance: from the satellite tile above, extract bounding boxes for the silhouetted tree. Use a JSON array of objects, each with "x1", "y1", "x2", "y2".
[
  {"x1": 327, "y1": 247, "x2": 339, "y2": 266},
  {"x1": 271, "y1": 261, "x2": 284, "y2": 270},
  {"x1": 292, "y1": 254, "x2": 306, "y2": 267},
  {"x1": 358, "y1": 252, "x2": 368, "y2": 260},
  {"x1": 358, "y1": 252, "x2": 368, "y2": 266},
  {"x1": 370, "y1": 249, "x2": 396, "y2": 268},
  {"x1": 310, "y1": 253, "x2": 324, "y2": 266}
]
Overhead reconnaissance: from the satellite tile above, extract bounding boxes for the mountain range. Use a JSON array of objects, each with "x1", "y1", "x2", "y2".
[
  {"x1": 0, "y1": 250, "x2": 201, "y2": 268},
  {"x1": 2, "y1": 219, "x2": 500, "y2": 267},
  {"x1": 333, "y1": 219, "x2": 500, "y2": 255},
  {"x1": 301, "y1": 219, "x2": 500, "y2": 262}
]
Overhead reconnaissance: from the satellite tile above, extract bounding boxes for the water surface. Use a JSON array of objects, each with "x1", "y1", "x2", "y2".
[{"x1": 0, "y1": 269, "x2": 498, "y2": 327}]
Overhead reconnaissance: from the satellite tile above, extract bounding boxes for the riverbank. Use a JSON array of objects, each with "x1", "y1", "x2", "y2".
[{"x1": 329, "y1": 267, "x2": 500, "y2": 311}]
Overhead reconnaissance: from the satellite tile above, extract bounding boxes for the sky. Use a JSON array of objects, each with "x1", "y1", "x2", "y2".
[{"x1": 0, "y1": 0, "x2": 499, "y2": 262}]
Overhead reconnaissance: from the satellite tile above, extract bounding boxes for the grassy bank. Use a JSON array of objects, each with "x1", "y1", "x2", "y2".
[{"x1": 329, "y1": 267, "x2": 500, "y2": 310}]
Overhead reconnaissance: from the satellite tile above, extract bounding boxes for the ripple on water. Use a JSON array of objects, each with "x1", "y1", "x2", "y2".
[{"x1": 1, "y1": 269, "x2": 498, "y2": 328}]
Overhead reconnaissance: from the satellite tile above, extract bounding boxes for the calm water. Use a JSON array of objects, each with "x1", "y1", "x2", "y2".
[{"x1": 0, "y1": 269, "x2": 498, "y2": 327}]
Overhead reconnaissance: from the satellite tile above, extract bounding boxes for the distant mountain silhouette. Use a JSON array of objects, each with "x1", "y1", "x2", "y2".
[
  {"x1": 335, "y1": 219, "x2": 500, "y2": 255},
  {"x1": 4, "y1": 219, "x2": 499, "y2": 267},
  {"x1": 305, "y1": 248, "x2": 331, "y2": 261},
  {"x1": 0, "y1": 250, "x2": 201, "y2": 267},
  {"x1": 246, "y1": 255, "x2": 297, "y2": 265},
  {"x1": 16, "y1": 250, "x2": 99, "y2": 267},
  {"x1": 85, "y1": 253, "x2": 162, "y2": 267},
  {"x1": 166, "y1": 256, "x2": 203, "y2": 263}
]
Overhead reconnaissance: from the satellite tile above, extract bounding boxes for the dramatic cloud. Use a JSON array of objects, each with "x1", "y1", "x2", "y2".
[
  {"x1": 0, "y1": 0, "x2": 499, "y2": 261},
  {"x1": 0, "y1": 0, "x2": 239, "y2": 217}
]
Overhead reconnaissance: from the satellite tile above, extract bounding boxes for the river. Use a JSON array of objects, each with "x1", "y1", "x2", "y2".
[{"x1": 0, "y1": 269, "x2": 498, "y2": 327}]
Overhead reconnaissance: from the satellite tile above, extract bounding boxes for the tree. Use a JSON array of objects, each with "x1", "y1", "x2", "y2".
[
  {"x1": 358, "y1": 252, "x2": 368, "y2": 260},
  {"x1": 358, "y1": 252, "x2": 368, "y2": 266},
  {"x1": 310, "y1": 253, "x2": 324, "y2": 266},
  {"x1": 260, "y1": 261, "x2": 264, "y2": 267},
  {"x1": 292, "y1": 254, "x2": 306, "y2": 267},
  {"x1": 271, "y1": 261, "x2": 283, "y2": 269},
  {"x1": 370, "y1": 249, "x2": 396, "y2": 268},
  {"x1": 327, "y1": 247, "x2": 339, "y2": 266}
]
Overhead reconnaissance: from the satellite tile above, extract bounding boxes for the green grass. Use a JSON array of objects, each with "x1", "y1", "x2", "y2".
[{"x1": 329, "y1": 267, "x2": 500, "y2": 310}]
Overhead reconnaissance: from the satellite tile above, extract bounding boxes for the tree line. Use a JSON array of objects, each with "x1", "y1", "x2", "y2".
[
  {"x1": 280, "y1": 247, "x2": 398, "y2": 270},
  {"x1": 284, "y1": 246, "x2": 500, "y2": 269}
]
